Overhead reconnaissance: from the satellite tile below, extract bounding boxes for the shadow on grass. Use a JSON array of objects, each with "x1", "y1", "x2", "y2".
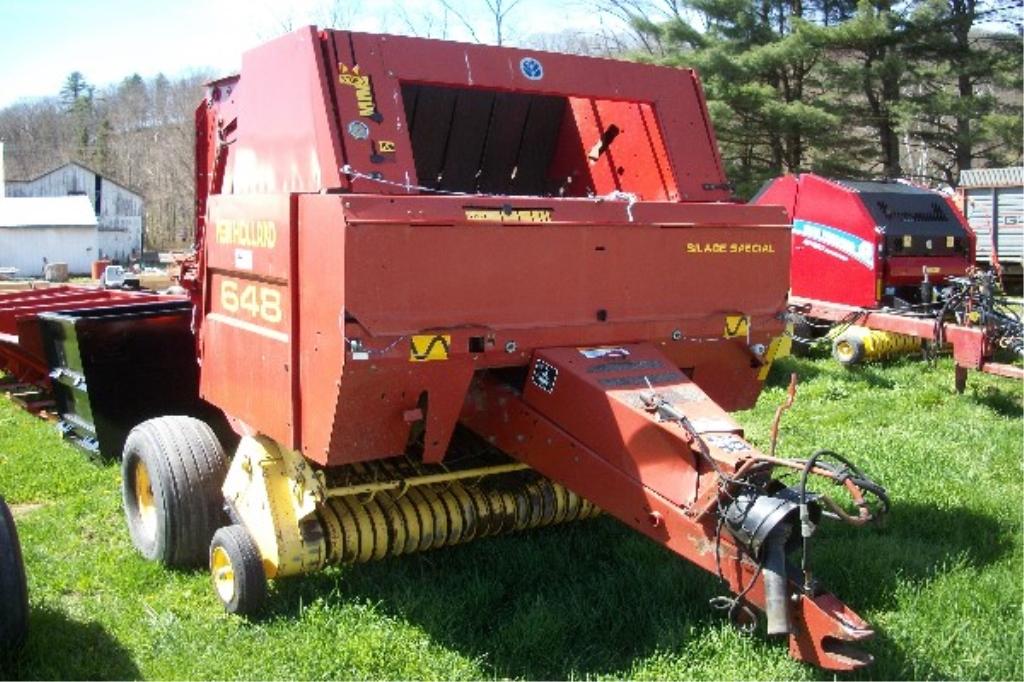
[
  {"x1": 834, "y1": 364, "x2": 901, "y2": 389},
  {"x1": 0, "y1": 606, "x2": 140, "y2": 680},
  {"x1": 967, "y1": 382, "x2": 1022, "y2": 418},
  {"x1": 765, "y1": 356, "x2": 826, "y2": 387},
  {"x1": 255, "y1": 499, "x2": 1009, "y2": 680},
  {"x1": 766, "y1": 353, "x2": 906, "y2": 390}
]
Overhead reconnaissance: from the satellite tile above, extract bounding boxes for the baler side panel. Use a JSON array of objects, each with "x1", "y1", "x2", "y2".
[
  {"x1": 342, "y1": 216, "x2": 791, "y2": 335},
  {"x1": 296, "y1": 196, "x2": 347, "y2": 463},
  {"x1": 789, "y1": 175, "x2": 878, "y2": 307},
  {"x1": 200, "y1": 194, "x2": 297, "y2": 447},
  {"x1": 292, "y1": 195, "x2": 788, "y2": 466},
  {"x1": 226, "y1": 27, "x2": 343, "y2": 195}
]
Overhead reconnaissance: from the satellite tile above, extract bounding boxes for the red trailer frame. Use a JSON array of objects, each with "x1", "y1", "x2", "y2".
[{"x1": 0, "y1": 286, "x2": 171, "y2": 384}]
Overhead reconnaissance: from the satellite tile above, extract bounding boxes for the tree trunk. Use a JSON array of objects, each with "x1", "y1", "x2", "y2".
[{"x1": 955, "y1": 71, "x2": 972, "y2": 172}]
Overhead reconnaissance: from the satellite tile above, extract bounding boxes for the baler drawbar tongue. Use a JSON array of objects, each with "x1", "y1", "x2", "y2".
[{"x1": 462, "y1": 343, "x2": 888, "y2": 671}]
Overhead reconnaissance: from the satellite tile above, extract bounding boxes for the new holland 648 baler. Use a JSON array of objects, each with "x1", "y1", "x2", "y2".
[{"x1": 0, "y1": 28, "x2": 889, "y2": 670}]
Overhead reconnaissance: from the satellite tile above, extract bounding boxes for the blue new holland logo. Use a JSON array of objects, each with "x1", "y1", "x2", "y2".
[{"x1": 520, "y1": 57, "x2": 544, "y2": 80}]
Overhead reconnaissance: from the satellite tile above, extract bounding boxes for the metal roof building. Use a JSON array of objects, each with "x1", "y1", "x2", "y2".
[
  {"x1": 4, "y1": 161, "x2": 144, "y2": 264},
  {"x1": 957, "y1": 166, "x2": 1023, "y2": 273},
  {"x1": 959, "y1": 167, "x2": 1024, "y2": 189},
  {"x1": 0, "y1": 195, "x2": 99, "y2": 276}
]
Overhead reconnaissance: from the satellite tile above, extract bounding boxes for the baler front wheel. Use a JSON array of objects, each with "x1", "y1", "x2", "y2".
[
  {"x1": 121, "y1": 417, "x2": 228, "y2": 567},
  {"x1": 210, "y1": 525, "x2": 266, "y2": 616},
  {"x1": 0, "y1": 496, "x2": 29, "y2": 655}
]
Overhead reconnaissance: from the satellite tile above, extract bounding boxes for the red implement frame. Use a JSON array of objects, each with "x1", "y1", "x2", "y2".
[{"x1": 791, "y1": 295, "x2": 1024, "y2": 390}]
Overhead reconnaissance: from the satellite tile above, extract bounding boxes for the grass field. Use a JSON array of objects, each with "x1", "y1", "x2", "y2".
[{"x1": 0, "y1": 353, "x2": 1021, "y2": 680}]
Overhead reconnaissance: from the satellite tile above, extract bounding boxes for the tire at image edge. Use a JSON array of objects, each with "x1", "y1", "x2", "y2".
[{"x1": 0, "y1": 497, "x2": 29, "y2": 655}]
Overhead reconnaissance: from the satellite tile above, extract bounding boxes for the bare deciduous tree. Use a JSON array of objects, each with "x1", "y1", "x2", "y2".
[{"x1": 439, "y1": 0, "x2": 526, "y2": 45}]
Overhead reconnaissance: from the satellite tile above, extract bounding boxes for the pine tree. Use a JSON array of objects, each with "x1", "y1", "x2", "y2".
[
  {"x1": 901, "y1": 0, "x2": 1022, "y2": 183},
  {"x1": 650, "y1": 1, "x2": 848, "y2": 196},
  {"x1": 812, "y1": 0, "x2": 910, "y2": 179},
  {"x1": 59, "y1": 72, "x2": 93, "y2": 110}
]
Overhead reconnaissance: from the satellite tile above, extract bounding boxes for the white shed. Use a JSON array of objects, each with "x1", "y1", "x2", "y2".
[
  {"x1": 0, "y1": 196, "x2": 99, "y2": 276},
  {"x1": 4, "y1": 162, "x2": 143, "y2": 263}
]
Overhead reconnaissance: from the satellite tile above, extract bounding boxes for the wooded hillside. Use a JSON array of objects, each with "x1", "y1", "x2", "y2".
[
  {"x1": 0, "y1": 71, "x2": 212, "y2": 250},
  {"x1": 0, "y1": 0, "x2": 1019, "y2": 249}
]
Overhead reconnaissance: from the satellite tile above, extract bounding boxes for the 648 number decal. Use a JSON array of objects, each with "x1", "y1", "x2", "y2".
[{"x1": 219, "y1": 279, "x2": 283, "y2": 324}]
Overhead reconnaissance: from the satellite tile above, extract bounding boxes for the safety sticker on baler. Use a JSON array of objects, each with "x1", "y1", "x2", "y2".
[
  {"x1": 723, "y1": 315, "x2": 749, "y2": 338},
  {"x1": 410, "y1": 334, "x2": 450, "y2": 362},
  {"x1": 338, "y1": 64, "x2": 381, "y2": 121},
  {"x1": 531, "y1": 359, "x2": 558, "y2": 393},
  {"x1": 793, "y1": 219, "x2": 874, "y2": 267}
]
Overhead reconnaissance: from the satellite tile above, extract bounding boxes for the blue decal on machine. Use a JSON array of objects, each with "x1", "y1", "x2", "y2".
[
  {"x1": 793, "y1": 219, "x2": 874, "y2": 268},
  {"x1": 520, "y1": 57, "x2": 544, "y2": 80}
]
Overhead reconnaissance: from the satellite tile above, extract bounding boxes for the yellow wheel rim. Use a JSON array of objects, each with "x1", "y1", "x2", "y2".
[
  {"x1": 211, "y1": 545, "x2": 235, "y2": 604},
  {"x1": 835, "y1": 340, "x2": 855, "y2": 362},
  {"x1": 133, "y1": 460, "x2": 157, "y2": 539}
]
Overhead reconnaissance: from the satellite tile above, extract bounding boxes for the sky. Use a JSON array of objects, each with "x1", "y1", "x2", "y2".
[{"x1": 0, "y1": 0, "x2": 612, "y2": 108}]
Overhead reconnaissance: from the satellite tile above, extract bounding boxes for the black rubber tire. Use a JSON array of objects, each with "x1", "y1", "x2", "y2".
[
  {"x1": 121, "y1": 416, "x2": 228, "y2": 568},
  {"x1": 210, "y1": 525, "x2": 267, "y2": 616},
  {"x1": 0, "y1": 497, "x2": 29, "y2": 655},
  {"x1": 832, "y1": 333, "x2": 865, "y2": 367}
]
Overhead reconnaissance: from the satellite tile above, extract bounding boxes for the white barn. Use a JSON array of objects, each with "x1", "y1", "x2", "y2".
[
  {"x1": 0, "y1": 196, "x2": 99, "y2": 276},
  {"x1": 4, "y1": 161, "x2": 144, "y2": 263}
]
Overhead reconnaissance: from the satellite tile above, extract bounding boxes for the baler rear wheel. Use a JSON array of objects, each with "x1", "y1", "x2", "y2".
[
  {"x1": 0, "y1": 496, "x2": 29, "y2": 655},
  {"x1": 832, "y1": 334, "x2": 864, "y2": 367},
  {"x1": 121, "y1": 417, "x2": 228, "y2": 567},
  {"x1": 209, "y1": 525, "x2": 266, "y2": 616}
]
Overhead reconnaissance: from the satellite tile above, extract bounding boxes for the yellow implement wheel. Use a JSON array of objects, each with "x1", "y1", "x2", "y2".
[
  {"x1": 832, "y1": 334, "x2": 864, "y2": 366},
  {"x1": 132, "y1": 460, "x2": 157, "y2": 541},
  {"x1": 209, "y1": 525, "x2": 266, "y2": 616},
  {"x1": 210, "y1": 545, "x2": 236, "y2": 604}
]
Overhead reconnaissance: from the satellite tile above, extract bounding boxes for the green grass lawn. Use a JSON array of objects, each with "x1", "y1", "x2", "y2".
[{"x1": 0, "y1": 354, "x2": 1021, "y2": 680}]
